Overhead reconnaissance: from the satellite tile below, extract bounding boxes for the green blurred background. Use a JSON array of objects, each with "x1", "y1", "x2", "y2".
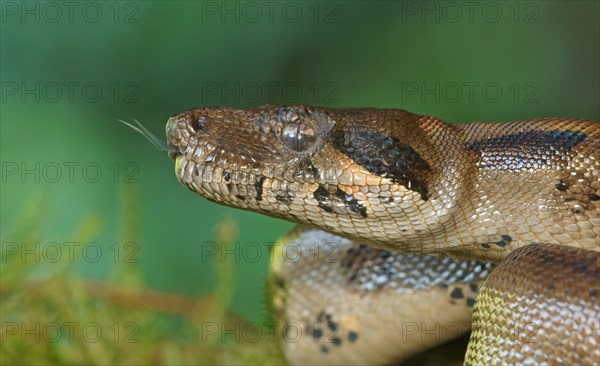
[{"x1": 1, "y1": 0, "x2": 598, "y2": 362}]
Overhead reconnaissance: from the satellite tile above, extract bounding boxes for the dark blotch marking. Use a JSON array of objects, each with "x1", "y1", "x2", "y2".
[
  {"x1": 380, "y1": 251, "x2": 392, "y2": 260},
  {"x1": 308, "y1": 327, "x2": 323, "y2": 340},
  {"x1": 342, "y1": 245, "x2": 366, "y2": 270},
  {"x1": 493, "y1": 235, "x2": 512, "y2": 248},
  {"x1": 235, "y1": 195, "x2": 246, "y2": 201},
  {"x1": 469, "y1": 283, "x2": 478, "y2": 292},
  {"x1": 378, "y1": 195, "x2": 394, "y2": 204},
  {"x1": 314, "y1": 185, "x2": 333, "y2": 212},
  {"x1": 336, "y1": 188, "x2": 367, "y2": 218},
  {"x1": 223, "y1": 170, "x2": 232, "y2": 192},
  {"x1": 555, "y1": 180, "x2": 568, "y2": 192},
  {"x1": 467, "y1": 130, "x2": 587, "y2": 152},
  {"x1": 466, "y1": 298, "x2": 475, "y2": 307},
  {"x1": 329, "y1": 130, "x2": 430, "y2": 200},
  {"x1": 310, "y1": 311, "x2": 344, "y2": 353},
  {"x1": 466, "y1": 130, "x2": 588, "y2": 169},
  {"x1": 589, "y1": 193, "x2": 600, "y2": 201},
  {"x1": 222, "y1": 170, "x2": 231, "y2": 182},
  {"x1": 481, "y1": 235, "x2": 512, "y2": 249},
  {"x1": 299, "y1": 157, "x2": 319, "y2": 178},
  {"x1": 341, "y1": 245, "x2": 396, "y2": 289},
  {"x1": 275, "y1": 193, "x2": 293, "y2": 203},
  {"x1": 450, "y1": 287, "x2": 464, "y2": 299},
  {"x1": 193, "y1": 165, "x2": 199, "y2": 176},
  {"x1": 327, "y1": 321, "x2": 338, "y2": 332},
  {"x1": 254, "y1": 176, "x2": 265, "y2": 201},
  {"x1": 313, "y1": 185, "x2": 368, "y2": 217},
  {"x1": 348, "y1": 331, "x2": 358, "y2": 342}
]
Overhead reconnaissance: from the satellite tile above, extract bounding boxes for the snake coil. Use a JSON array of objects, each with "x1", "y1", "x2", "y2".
[{"x1": 163, "y1": 105, "x2": 599, "y2": 365}]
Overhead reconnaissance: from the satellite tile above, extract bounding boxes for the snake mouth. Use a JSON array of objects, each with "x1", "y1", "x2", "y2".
[{"x1": 167, "y1": 144, "x2": 181, "y2": 160}]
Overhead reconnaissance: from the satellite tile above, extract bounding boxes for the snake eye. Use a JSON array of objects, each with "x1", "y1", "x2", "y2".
[{"x1": 281, "y1": 122, "x2": 316, "y2": 152}]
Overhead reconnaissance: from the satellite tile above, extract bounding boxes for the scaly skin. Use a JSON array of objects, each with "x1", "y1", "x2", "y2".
[
  {"x1": 268, "y1": 226, "x2": 495, "y2": 364},
  {"x1": 165, "y1": 105, "x2": 599, "y2": 364},
  {"x1": 466, "y1": 243, "x2": 599, "y2": 365}
]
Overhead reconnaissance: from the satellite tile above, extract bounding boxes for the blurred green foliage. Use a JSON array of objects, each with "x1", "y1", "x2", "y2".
[
  {"x1": 1, "y1": 189, "x2": 285, "y2": 364},
  {"x1": 1, "y1": 1, "x2": 598, "y2": 364}
]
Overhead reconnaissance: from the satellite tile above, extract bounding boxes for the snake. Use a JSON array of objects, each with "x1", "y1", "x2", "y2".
[{"x1": 155, "y1": 105, "x2": 599, "y2": 364}]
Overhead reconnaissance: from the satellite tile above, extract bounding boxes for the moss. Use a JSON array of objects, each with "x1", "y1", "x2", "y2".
[{"x1": 0, "y1": 189, "x2": 286, "y2": 365}]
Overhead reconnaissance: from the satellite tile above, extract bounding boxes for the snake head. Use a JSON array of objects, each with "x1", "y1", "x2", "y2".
[
  {"x1": 165, "y1": 104, "x2": 461, "y2": 250},
  {"x1": 165, "y1": 105, "x2": 343, "y2": 214}
]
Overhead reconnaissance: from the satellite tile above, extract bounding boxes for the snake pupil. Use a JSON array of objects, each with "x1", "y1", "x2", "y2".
[{"x1": 281, "y1": 122, "x2": 316, "y2": 152}]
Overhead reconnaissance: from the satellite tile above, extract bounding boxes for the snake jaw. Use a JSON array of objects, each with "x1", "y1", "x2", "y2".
[{"x1": 167, "y1": 148, "x2": 180, "y2": 160}]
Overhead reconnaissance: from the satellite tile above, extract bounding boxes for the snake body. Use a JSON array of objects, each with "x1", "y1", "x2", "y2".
[{"x1": 165, "y1": 105, "x2": 599, "y2": 364}]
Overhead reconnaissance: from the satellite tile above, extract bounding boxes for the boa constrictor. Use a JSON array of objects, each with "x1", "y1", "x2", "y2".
[{"x1": 163, "y1": 105, "x2": 599, "y2": 365}]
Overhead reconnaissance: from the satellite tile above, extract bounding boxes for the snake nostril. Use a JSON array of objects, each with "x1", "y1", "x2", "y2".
[{"x1": 196, "y1": 116, "x2": 207, "y2": 130}]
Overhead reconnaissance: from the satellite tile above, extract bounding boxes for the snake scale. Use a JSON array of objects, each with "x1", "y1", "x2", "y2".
[{"x1": 162, "y1": 105, "x2": 599, "y2": 365}]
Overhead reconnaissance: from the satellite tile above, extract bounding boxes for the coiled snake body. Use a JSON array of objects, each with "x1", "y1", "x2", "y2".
[{"x1": 165, "y1": 105, "x2": 599, "y2": 365}]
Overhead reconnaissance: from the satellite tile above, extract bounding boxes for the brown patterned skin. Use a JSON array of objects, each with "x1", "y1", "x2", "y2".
[
  {"x1": 165, "y1": 105, "x2": 599, "y2": 364},
  {"x1": 268, "y1": 226, "x2": 494, "y2": 365},
  {"x1": 466, "y1": 244, "x2": 599, "y2": 365},
  {"x1": 166, "y1": 105, "x2": 598, "y2": 261}
]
